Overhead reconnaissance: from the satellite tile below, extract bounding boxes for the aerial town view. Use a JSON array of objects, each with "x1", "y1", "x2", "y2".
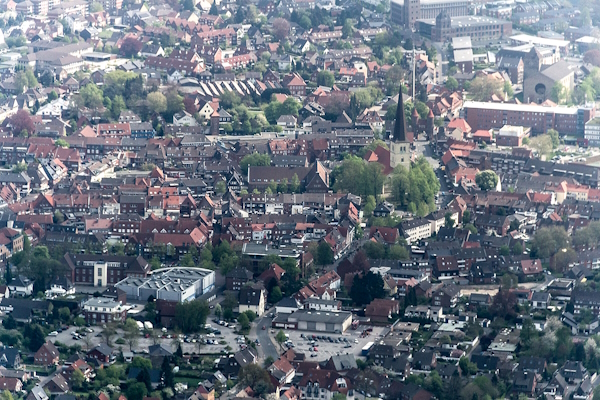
[{"x1": 0, "y1": 0, "x2": 598, "y2": 398}]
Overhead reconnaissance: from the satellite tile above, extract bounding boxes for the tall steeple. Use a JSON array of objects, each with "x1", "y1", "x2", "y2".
[
  {"x1": 393, "y1": 85, "x2": 408, "y2": 143},
  {"x1": 390, "y1": 84, "x2": 411, "y2": 170}
]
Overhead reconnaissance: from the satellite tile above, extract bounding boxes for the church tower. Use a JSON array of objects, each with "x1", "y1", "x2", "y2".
[{"x1": 390, "y1": 86, "x2": 411, "y2": 170}]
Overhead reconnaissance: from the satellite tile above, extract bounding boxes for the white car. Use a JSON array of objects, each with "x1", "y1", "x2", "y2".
[{"x1": 49, "y1": 331, "x2": 58, "y2": 336}]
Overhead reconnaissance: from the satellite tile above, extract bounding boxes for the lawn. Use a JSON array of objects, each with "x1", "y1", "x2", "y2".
[
  {"x1": 174, "y1": 376, "x2": 201, "y2": 387},
  {"x1": 99, "y1": 30, "x2": 114, "y2": 39}
]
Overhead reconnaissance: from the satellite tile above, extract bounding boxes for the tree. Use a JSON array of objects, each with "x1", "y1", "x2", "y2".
[
  {"x1": 55, "y1": 138, "x2": 69, "y2": 148},
  {"x1": 333, "y1": 155, "x2": 385, "y2": 198},
  {"x1": 490, "y1": 286, "x2": 517, "y2": 320},
  {"x1": 12, "y1": 161, "x2": 26, "y2": 173},
  {"x1": 0, "y1": 390, "x2": 13, "y2": 400},
  {"x1": 272, "y1": 18, "x2": 290, "y2": 41},
  {"x1": 512, "y1": 242, "x2": 523, "y2": 255},
  {"x1": 316, "y1": 241, "x2": 334, "y2": 266},
  {"x1": 462, "y1": 210, "x2": 471, "y2": 224},
  {"x1": 584, "y1": 50, "x2": 600, "y2": 67},
  {"x1": 124, "y1": 318, "x2": 139, "y2": 351},
  {"x1": 529, "y1": 134, "x2": 554, "y2": 158},
  {"x1": 270, "y1": 286, "x2": 282, "y2": 303},
  {"x1": 90, "y1": 1, "x2": 103, "y2": 11},
  {"x1": 275, "y1": 330, "x2": 287, "y2": 351},
  {"x1": 551, "y1": 82, "x2": 568, "y2": 104},
  {"x1": 53, "y1": 210, "x2": 65, "y2": 224},
  {"x1": 79, "y1": 84, "x2": 104, "y2": 108},
  {"x1": 239, "y1": 364, "x2": 273, "y2": 393},
  {"x1": 70, "y1": 368, "x2": 85, "y2": 390},
  {"x1": 120, "y1": 37, "x2": 143, "y2": 57},
  {"x1": 475, "y1": 170, "x2": 499, "y2": 191},
  {"x1": 125, "y1": 381, "x2": 148, "y2": 400},
  {"x1": 174, "y1": 299, "x2": 210, "y2": 333},
  {"x1": 102, "y1": 324, "x2": 116, "y2": 346},
  {"x1": 137, "y1": 367, "x2": 152, "y2": 392},
  {"x1": 547, "y1": 129, "x2": 560, "y2": 149},
  {"x1": 504, "y1": 81, "x2": 514, "y2": 98},
  {"x1": 240, "y1": 153, "x2": 271, "y2": 175},
  {"x1": 145, "y1": 91, "x2": 166, "y2": 115},
  {"x1": 552, "y1": 248, "x2": 577, "y2": 273},
  {"x1": 445, "y1": 212, "x2": 455, "y2": 228},
  {"x1": 26, "y1": 324, "x2": 46, "y2": 352},
  {"x1": 161, "y1": 356, "x2": 174, "y2": 389},
  {"x1": 446, "y1": 77, "x2": 458, "y2": 91},
  {"x1": 389, "y1": 158, "x2": 440, "y2": 212},
  {"x1": 459, "y1": 356, "x2": 478, "y2": 375},
  {"x1": 342, "y1": 19, "x2": 354, "y2": 38},
  {"x1": 58, "y1": 306, "x2": 70, "y2": 322},
  {"x1": 350, "y1": 271, "x2": 385, "y2": 306},
  {"x1": 215, "y1": 180, "x2": 227, "y2": 195},
  {"x1": 467, "y1": 76, "x2": 504, "y2": 101},
  {"x1": 8, "y1": 109, "x2": 35, "y2": 136},
  {"x1": 531, "y1": 226, "x2": 569, "y2": 259},
  {"x1": 238, "y1": 313, "x2": 250, "y2": 331},
  {"x1": 317, "y1": 70, "x2": 335, "y2": 87}
]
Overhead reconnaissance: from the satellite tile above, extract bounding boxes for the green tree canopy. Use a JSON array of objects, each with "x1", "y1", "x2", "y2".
[
  {"x1": 475, "y1": 170, "x2": 499, "y2": 191},
  {"x1": 240, "y1": 153, "x2": 271, "y2": 175}
]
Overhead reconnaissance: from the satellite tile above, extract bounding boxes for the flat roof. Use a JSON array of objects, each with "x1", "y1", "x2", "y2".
[
  {"x1": 454, "y1": 48, "x2": 474, "y2": 63},
  {"x1": 464, "y1": 101, "x2": 579, "y2": 115},
  {"x1": 418, "y1": 15, "x2": 506, "y2": 28},
  {"x1": 586, "y1": 117, "x2": 600, "y2": 127},
  {"x1": 286, "y1": 309, "x2": 352, "y2": 324},
  {"x1": 242, "y1": 243, "x2": 300, "y2": 258},
  {"x1": 576, "y1": 36, "x2": 600, "y2": 44},
  {"x1": 510, "y1": 34, "x2": 570, "y2": 48},
  {"x1": 452, "y1": 36, "x2": 472, "y2": 50}
]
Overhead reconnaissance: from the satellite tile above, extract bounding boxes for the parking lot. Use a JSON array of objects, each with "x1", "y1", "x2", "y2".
[
  {"x1": 282, "y1": 326, "x2": 386, "y2": 362},
  {"x1": 48, "y1": 323, "x2": 243, "y2": 356}
]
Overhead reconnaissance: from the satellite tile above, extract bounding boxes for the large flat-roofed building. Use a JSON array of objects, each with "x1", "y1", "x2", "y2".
[
  {"x1": 391, "y1": 0, "x2": 468, "y2": 29},
  {"x1": 464, "y1": 101, "x2": 595, "y2": 136},
  {"x1": 272, "y1": 309, "x2": 353, "y2": 333},
  {"x1": 417, "y1": 13, "x2": 512, "y2": 43},
  {"x1": 115, "y1": 267, "x2": 215, "y2": 302},
  {"x1": 510, "y1": 34, "x2": 570, "y2": 55},
  {"x1": 241, "y1": 243, "x2": 301, "y2": 264}
]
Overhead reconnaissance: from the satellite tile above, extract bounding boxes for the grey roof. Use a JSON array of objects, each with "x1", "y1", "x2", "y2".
[
  {"x1": 329, "y1": 354, "x2": 357, "y2": 371},
  {"x1": 286, "y1": 309, "x2": 352, "y2": 324},
  {"x1": 540, "y1": 60, "x2": 574, "y2": 81},
  {"x1": 454, "y1": 49, "x2": 473, "y2": 63},
  {"x1": 89, "y1": 343, "x2": 113, "y2": 356}
]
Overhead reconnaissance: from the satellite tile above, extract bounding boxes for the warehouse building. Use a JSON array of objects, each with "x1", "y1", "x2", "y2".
[
  {"x1": 272, "y1": 310, "x2": 353, "y2": 333},
  {"x1": 115, "y1": 267, "x2": 215, "y2": 302}
]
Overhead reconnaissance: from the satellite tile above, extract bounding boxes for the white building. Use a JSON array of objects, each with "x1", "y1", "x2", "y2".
[
  {"x1": 585, "y1": 117, "x2": 600, "y2": 146},
  {"x1": 400, "y1": 218, "x2": 432, "y2": 244},
  {"x1": 116, "y1": 267, "x2": 215, "y2": 302},
  {"x1": 8, "y1": 276, "x2": 34, "y2": 297}
]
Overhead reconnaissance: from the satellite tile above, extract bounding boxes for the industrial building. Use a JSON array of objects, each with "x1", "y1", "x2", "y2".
[{"x1": 115, "y1": 267, "x2": 215, "y2": 302}]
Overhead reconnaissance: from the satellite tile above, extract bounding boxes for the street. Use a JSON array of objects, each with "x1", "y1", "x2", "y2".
[{"x1": 253, "y1": 313, "x2": 279, "y2": 361}]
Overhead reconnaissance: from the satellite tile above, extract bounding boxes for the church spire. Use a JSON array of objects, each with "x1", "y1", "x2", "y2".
[{"x1": 393, "y1": 84, "x2": 408, "y2": 142}]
